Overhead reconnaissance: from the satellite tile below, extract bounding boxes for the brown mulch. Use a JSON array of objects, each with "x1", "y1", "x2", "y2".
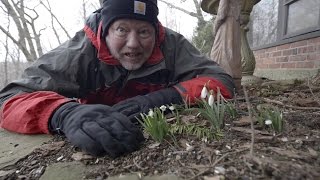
[{"x1": 2, "y1": 79, "x2": 320, "y2": 180}]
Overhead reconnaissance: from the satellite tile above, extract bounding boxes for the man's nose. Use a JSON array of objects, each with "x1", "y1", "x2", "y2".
[{"x1": 126, "y1": 32, "x2": 140, "y2": 48}]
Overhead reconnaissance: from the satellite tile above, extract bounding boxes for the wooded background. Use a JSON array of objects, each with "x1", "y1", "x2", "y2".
[{"x1": 0, "y1": 0, "x2": 278, "y2": 89}]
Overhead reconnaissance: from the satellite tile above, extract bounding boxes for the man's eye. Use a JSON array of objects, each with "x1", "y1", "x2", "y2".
[
  {"x1": 115, "y1": 27, "x2": 128, "y2": 36},
  {"x1": 139, "y1": 29, "x2": 152, "y2": 38}
]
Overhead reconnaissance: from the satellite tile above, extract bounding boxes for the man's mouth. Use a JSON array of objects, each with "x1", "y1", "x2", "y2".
[{"x1": 124, "y1": 52, "x2": 141, "y2": 58}]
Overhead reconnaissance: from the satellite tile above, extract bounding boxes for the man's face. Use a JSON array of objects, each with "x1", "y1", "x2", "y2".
[{"x1": 106, "y1": 19, "x2": 156, "y2": 70}]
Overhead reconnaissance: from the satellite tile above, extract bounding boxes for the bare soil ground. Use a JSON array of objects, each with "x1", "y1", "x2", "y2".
[{"x1": 2, "y1": 79, "x2": 320, "y2": 180}]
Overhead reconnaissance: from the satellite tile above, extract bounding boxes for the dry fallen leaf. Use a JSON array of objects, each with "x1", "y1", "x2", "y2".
[{"x1": 71, "y1": 152, "x2": 94, "y2": 161}]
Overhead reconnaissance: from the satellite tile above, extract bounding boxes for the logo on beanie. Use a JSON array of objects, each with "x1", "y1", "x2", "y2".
[{"x1": 134, "y1": 1, "x2": 146, "y2": 15}]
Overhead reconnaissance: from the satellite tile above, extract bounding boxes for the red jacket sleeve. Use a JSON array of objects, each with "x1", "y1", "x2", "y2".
[
  {"x1": 0, "y1": 91, "x2": 71, "y2": 134},
  {"x1": 173, "y1": 76, "x2": 233, "y2": 104}
]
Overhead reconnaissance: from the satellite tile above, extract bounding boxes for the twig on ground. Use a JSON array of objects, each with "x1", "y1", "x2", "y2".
[
  {"x1": 133, "y1": 158, "x2": 148, "y2": 170},
  {"x1": 234, "y1": 96, "x2": 256, "y2": 102},
  {"x1": 243, "y1": 86, "x2": 255, "y2": 157},
  {"x1": 188, "y1": 153, "x2": 229, "y2": 180},
  {"x1": 261, "y1": 97, "x2": 320, "y2": 110},
  {"x1": 301, "y1": 87, "x2": 320, "y2": 93},
  {"x1": 243, "y1": 158, "x2": 253, "y2": 171},
  {"x1": 307, "y1": 78, "x2": 320, "y2": 106}
]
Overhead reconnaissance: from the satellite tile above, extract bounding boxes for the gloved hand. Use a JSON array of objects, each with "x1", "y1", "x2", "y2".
[
  {"x1": 49, "y1": 102, "x2": 144, "y2": 157},
  {"x1": 112, "y1": 88, "x2": 182, "y2": 122}
]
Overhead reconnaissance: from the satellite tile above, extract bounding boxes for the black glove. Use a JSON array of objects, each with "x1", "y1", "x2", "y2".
[
  {"x1": 112, "y1": 88, "x2": 182, "y2": 122},
  {"x1": 49, "y1": 102, "x2": 144, "y2": 157}
]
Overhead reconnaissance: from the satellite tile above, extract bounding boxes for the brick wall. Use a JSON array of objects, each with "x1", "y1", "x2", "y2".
[{"x1": 253, "y1": 37, "x2": 320, "y2": 70}]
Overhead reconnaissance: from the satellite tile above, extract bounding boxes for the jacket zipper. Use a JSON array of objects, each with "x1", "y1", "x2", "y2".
[{"x1": 117, "y1": 70, "x2": 130, "y2": 95}]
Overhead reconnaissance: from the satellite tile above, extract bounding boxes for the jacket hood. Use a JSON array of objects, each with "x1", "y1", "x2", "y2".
[{"x1": 83, "y1": 12, "x2": 165, "y2": 65}]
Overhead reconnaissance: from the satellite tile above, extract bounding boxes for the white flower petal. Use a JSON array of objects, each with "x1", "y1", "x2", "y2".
[
  {"x1": 160, "y1": 105, "x2": 167, "y2": 111},
  {"x1": 201, "y1": 137, "x2": 208, "y2": 143},
  {"x1": 169, "y1": 105, "x2": 175, "y2": 111},
  {"x1": 265, "y1": 119, "x2": 272, "y2": 125},
  {"x1": 148, "y1": 109, "x2": 154, "y2": 117},
  {"x1": 208, "y1": 94, "x2": 214, "y2": 107},
  {"x1": 200, "y1": 86, "x2": 208, "y2": 99}
]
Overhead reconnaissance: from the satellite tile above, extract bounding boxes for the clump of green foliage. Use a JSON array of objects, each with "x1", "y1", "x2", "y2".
[
  {"x1": 170, "y1": 123, "x2": 222, "y2": 140},
  {"x1": 138, "y1": 106, "x2": 169, "y2": 143},
  {"x1": 138, "y1": 83, "x2": 238, "y2": 142},
  {"x1": 192, "y1": 19, "x2": 214, "y2": 55},
  {"x1": 257, "y1": 106, "x2": 284, "y2": 133},
  {"x1": 225, "y1": 100, "x2": 238, "y2": 119}
]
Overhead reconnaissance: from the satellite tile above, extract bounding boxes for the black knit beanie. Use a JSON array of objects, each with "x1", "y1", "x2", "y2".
[{"x1": 101, "y1": 0, "x2": 159, "y2": 37}]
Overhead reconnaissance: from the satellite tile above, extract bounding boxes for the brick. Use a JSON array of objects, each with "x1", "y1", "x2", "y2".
[
  {"x1": 265, "y1": 53, "x2": 270, "y2": 58},
  {"x1": 283, "y1": 48, "x2": 297, "y2": 56},
  {"x1": 277, "y1": 44, "x2": 291, "y2": 50},
  {"x1": 296, "y1": 61, "x2": 315, "y2": 68},
  {"x1": 256, "y1": 63, "x2": 268, "y2": 69},
  {"x1": 272, "y1": 51, "x2": 282, "y2": 57},
  {"x1": 298, "y1": 46, "x2": 316, "y2": 54},
  {"x1": 276, "y1": 57, "x2": 289, "y2": 62},
  {"x1": 263, "y1": 58, "x2": 275, "y2": 64},
  {"x1": 281, "y1": 63, "x2": 296, "y2": 69},
  {"x1": 268, "y1": 63, "x2": 281, "y2": 69},
  {"x1": 297, "y1": 46, "x2": 308, "y2": 54},
  {"x1": 307, "y1": 46, "x2": 316, "y2": 53},
  {"x1": 289, "y1": 55, "x2": 307, "y2": 62},
  {"x1": 291, "y1": 40, "x2": 308, "y2": 48},
  {"x1": 255, "y1": 57, "x2": 262, "y2": 63},
  {"x1": 308, "y1": 37, "x2": 320, "y2": 45},
  {"x1": 253, "y1": 49, "x2": 266, "y2": 54},
  {"x1": 307, "y1": 53, "x2": 317, "y2": 61},
  {"x1": 255, "y1": 57, "x2": 261, "y2": 62},
  {"x1": 266, "y1": 47, "x2": 277, "y2": 52}
]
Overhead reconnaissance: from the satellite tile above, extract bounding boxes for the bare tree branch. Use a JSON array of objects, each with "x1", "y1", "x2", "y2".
[
  {"x1": 159, "y1": 0, "x2": 206, "y2": 30},
  {"x1": 0, "y1": 25, "x2": 32, "y2": 60},
  {"x1": 39, "y1": 0, "x2": 61, "y2": 44},
  {"x1": 14, "y1": 0, "x2": 37, "y2": 60},
  {"x1": 3, "y1": 11, "x2": 10, "y2": 86},
  {"x1": 159, "y1": 0, "x2": 198, "y2": 17},
  {"x1": 192, "y1": 0, "x2": 206, "y2": 27},
  {"x1": 40, "y1": 0, "x2": 71, "y2": 40},
  {"x1": 82, "y1": 0, "x2": 87, "y2": 24},
  {"x1": 24, "y1": 5, "x2": 44, "y2": 56},
  {"x1": 0, "y1": 0, "x2": 42, "y2": 61},
  {"x1": 2, "y1": 0, "x2": 26, "y2": 47}
]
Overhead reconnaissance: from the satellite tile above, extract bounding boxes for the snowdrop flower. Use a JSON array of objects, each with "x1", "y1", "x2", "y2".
[
  {"x1": 186, "y1": 143, "x2": 194, "y2": 151},
  {"x1": 265, "y1": 119, "x2": 272, "y2": 125},
  {"x1": 160, "y1": 105, "x2": 167, "y2": 111},
  {"x1": 148, "y1": 109, "x2": 154, "y2": 117},
  {"x1": 168, "y1": 105, "x2": 175, "y2": 111},
  {"x1": 201, "y1": 137, "x2": 208, "y2": 143},
  {"x1": 208, "y1": 94, "x2": 214, "y2": 107},
  {"x1": 200, "y1": 86, "x2": 208, "y2": 99}
]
